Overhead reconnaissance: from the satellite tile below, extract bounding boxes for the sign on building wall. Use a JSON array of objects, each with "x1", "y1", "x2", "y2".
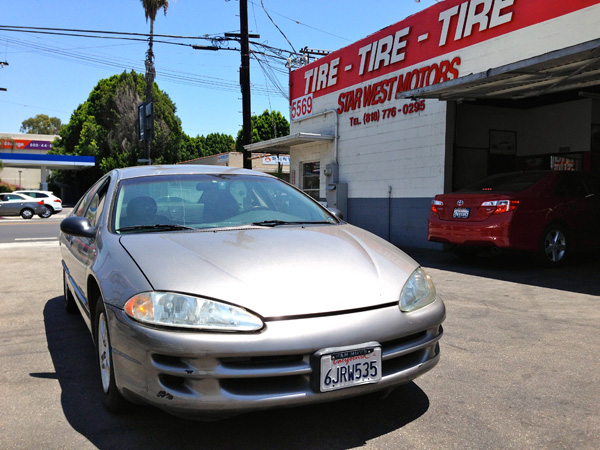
[
  {"x1": 1, "y1": 139, "x2": 53, "y2": 150},
  {"x1": 290, "y1": 0, "x2": 600, "y2": 121},
  {"x1": 263, "y1": 155, "x2": 290, "y2": 165}
]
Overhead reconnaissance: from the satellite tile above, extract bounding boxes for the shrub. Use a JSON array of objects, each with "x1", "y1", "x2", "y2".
[{"x1": 0, "y1": 181, "x2": 18, "y2": 193}]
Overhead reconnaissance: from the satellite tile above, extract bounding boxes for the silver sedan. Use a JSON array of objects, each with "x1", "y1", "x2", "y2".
[
  {"x1": 0, "y1": 192, "x2": 48, "y2": 219},
  {"x1": 60, "y1": 165, "x2": 445, "y2": 419}
]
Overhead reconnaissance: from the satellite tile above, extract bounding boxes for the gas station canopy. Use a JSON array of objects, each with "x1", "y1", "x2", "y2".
[{"x1": 0, "y1": 152, "x2": 95, "y2": 170}]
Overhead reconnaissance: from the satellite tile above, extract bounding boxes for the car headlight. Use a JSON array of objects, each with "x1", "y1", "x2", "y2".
[
  {"x1": 399, "y1": 267, "x2": 437, "y2": 312},
  {"x1": 124, "y1": 292, "x2": 263, "y2": 331}
]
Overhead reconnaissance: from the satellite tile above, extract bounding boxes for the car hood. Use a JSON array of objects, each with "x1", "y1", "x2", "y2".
[{"x1": 119, "y1": 224, "x2": 418, "y2": 318}]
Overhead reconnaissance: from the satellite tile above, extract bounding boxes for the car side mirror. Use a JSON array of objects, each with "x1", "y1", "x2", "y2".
[
  {"x1": 327, "y1": 207, "x2": 344, "y2": 221},
  {"x1": 60, "y1": 216, "x2": 96, "y2": 239}
]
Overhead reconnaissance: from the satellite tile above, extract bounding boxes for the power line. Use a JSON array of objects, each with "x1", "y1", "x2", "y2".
[
  {"x1": 0, "y1": 26, "x2": 200, "y2": 48},
  {"x1": 0, "y1": 34, "x2": 285, "y2": 96},
  {"x1": 260, "y1": 0, "x2": 296, "y2": 54},
  {"x1": 248, "y1": 0, "x2": 352, "y2": 43},
  {"x1": 0, "y1": 25, "x2": 223, "y2": 41}
]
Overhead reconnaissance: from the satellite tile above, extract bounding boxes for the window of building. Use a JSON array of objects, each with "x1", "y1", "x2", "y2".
[{"x1": 302, "y1": 162, "x2": 320, "y2": 200}]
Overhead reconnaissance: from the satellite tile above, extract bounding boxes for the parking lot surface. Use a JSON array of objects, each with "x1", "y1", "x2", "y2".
[{"x1": 0, "y1": 243, "x2": 598, "y2": 449}]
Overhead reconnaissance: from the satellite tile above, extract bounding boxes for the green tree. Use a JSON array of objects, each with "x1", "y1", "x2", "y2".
[
  {"x1": 50, "y1": 70, "x2": 185, "y2": 193},
  {"x1": 235, "y1": 110, "x2": 289, "y2": 152},
  {"x1": 181, "y1": 133, "x2": 235, "y2": 161},
  {"x1": 205, "y1": 133, "x2": 235, "y2": 155},
  {"x1": 20, "y1": 114, "x2": 62, "y2": 135}
]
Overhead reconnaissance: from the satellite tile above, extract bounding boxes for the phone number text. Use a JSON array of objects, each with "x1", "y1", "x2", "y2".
[{"x1": 349, "y1": 100, "x2": 425, "y2": 126}]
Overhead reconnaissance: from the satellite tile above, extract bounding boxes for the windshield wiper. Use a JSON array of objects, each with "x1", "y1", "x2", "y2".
[
  {"x1": 251, "y1": 220, "x2": 332, "y2": 227},
  {"x1": 117, "y1": 224, "x2": 194, "y2": 233}
]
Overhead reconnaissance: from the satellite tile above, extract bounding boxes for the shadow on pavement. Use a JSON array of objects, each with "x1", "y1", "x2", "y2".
[
  {"x1": 403, "y1": 247, "x2": 600, "y2": 297},
  {"x1": 39, "y1": 296, "x2": 430, "y2": 449}
]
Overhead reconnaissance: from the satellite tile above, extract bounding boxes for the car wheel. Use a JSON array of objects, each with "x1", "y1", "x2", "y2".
[
  {"x1": 39, "y1": 206, "x2": 52, "y2": 218},
  {"x1": 538, "y1": 225, "x2": 567, "y2": 266},
  {"x1": 63, "y1": 270, "x2": 78, "y2": 314},
  {"x1": 95, "y1": 299, "x2": 127, "y2": 413},
  {"x1": 20, "y1": 208, "x2": 34, "y2": 219}
]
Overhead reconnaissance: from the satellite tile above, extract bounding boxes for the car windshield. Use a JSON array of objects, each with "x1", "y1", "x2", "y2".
[
  {"x1": 113, "y1": 173, "x2": 338, "y2": 233},
  {"x1": 458, "y1": 171, "x2": 547, "y2": 193}
]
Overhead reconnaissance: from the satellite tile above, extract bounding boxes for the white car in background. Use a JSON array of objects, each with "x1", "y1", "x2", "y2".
[{"x1": 14, "y1": 190, "x2": 63, "y2": 215}]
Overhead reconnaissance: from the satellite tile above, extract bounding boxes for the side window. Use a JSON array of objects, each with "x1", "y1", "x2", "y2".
[
  {"x1": 74, "y1": 177, "x2": 110, "y2": 226},
  {"x1": 584, "y1": 175, "x2": 600, "y2": 196},
  {"x1": 85, "y1": 189, "x2": 108, "y2": 228},
  {"x1": 554, "y1": 175, "x2": 587, "y2": 197},
  {"x1": 74, "y1": 187, "x2": 97, "y2": 217}
]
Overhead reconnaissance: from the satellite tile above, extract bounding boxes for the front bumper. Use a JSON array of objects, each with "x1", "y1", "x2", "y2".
[{"x1": 106, "y1": 298, "x2": 445, "y2": 418}]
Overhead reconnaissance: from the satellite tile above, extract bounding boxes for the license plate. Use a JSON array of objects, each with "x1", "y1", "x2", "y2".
[
  {"x1": 453, "y1": 207, "x2": 470, "y2": 219},
  {"x1": 318, "y1": 344, "x2": 382, "y2": 392}
]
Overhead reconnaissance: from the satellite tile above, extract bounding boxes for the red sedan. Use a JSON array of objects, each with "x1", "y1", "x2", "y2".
[{"x1": 428, "y1": 171, "x2": 600, "y2": 265}]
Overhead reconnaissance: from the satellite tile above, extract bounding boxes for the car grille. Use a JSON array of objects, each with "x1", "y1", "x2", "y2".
[{"x1": 150, "y1": 325, "x2": 443, "y2": 398}]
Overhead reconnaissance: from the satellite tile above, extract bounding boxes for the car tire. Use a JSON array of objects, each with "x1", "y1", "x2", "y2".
[
  {"x1": 95, "y1": 299, "x2": 128, "y2": 413},
  {"x1": 538, "y1": 224, "x2": 568, "y2": 266},
  {"x1": 63, "y1": 270, "x2": 78, "y2": 314},
  {"x1": 39, "y1": 206, "x2": 53, "y2": 218},
  {"x1": 20, "y1": 208, "x2": 34, "y2": 219}
]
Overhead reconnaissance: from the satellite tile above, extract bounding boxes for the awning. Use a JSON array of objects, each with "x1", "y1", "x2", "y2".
[
  {"x1": 245, "y1": 132, "x2": 334, "y2": 154},
  {"x1": 396, "y1": 39, "x2": 600, "y2": 102}
]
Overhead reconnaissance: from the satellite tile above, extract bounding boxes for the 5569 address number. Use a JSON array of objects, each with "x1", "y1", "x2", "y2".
[{"x1": 291, "y1": 94, "x2": 313, "y2": 120}]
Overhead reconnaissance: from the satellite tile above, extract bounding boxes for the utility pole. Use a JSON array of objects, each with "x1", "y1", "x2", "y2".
[
  {"x1": 199, "y1": 3, "x2": 258, "y2": 169},
  {"x1": 239, "y1": 0, "x2": 252, "y2": 169}
]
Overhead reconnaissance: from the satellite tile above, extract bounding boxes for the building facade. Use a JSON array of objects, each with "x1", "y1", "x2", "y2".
[{"x1": 248, "y1": 0, "x2": 600, "y2": 249}]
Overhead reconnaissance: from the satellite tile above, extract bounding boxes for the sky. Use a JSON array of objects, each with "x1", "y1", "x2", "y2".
[{"x1": 0, "y1": 0, "x2": 442, "y2": 139}]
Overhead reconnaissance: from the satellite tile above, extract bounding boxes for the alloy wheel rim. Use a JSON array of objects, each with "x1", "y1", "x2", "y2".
[
  {"x1": 98, "y1": 312, "x2": 111, "y2": 393},
  {"x1": 544, "y1": 230, "x2": 566, "y2": 262}
]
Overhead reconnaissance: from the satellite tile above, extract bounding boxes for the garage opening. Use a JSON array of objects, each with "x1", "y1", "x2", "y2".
[{"x1": 398, "y1": 39, "x2": 600, "y2": 190}]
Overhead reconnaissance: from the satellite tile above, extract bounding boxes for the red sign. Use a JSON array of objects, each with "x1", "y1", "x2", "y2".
[
  {"x1": 290, "y1": 0, "x2": 599, "y2": 102},
  {"x1": 1, "y1": 139, "x2": 52, "y2": 150}
]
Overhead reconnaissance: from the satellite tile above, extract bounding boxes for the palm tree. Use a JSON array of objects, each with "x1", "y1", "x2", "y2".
[
  {"x1": 140, "y1": 0, "x2": 169, "y2": 101},
  {"x1": 140, "y1": 0, "x2": 169, "y2": 163}
]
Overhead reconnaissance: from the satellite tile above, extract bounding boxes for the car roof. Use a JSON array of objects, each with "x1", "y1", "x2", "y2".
[
  {"x1": 3, "y1": 193, "x2": 31, "y2": 198},
  {"x1": 112, "y1": 164, "x2": 272, "y2": 181}
]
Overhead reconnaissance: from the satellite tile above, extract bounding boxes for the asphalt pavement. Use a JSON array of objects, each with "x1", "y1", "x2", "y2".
[{"x1": 0, "y1": 241, "x2": 598, "y2": 449}]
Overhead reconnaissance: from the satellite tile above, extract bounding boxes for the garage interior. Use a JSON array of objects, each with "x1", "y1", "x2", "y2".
[{"x1": 399, "y1": 39, "x2": 600, "y2": 191}]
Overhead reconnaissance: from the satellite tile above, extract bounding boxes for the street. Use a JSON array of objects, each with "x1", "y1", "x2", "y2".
[
  {"x1": 0, "y1": 210, "x2": 67, "y2": 243},
  {"x1": 0, "y1": 225, "x2": 599, "y2": 449}
]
